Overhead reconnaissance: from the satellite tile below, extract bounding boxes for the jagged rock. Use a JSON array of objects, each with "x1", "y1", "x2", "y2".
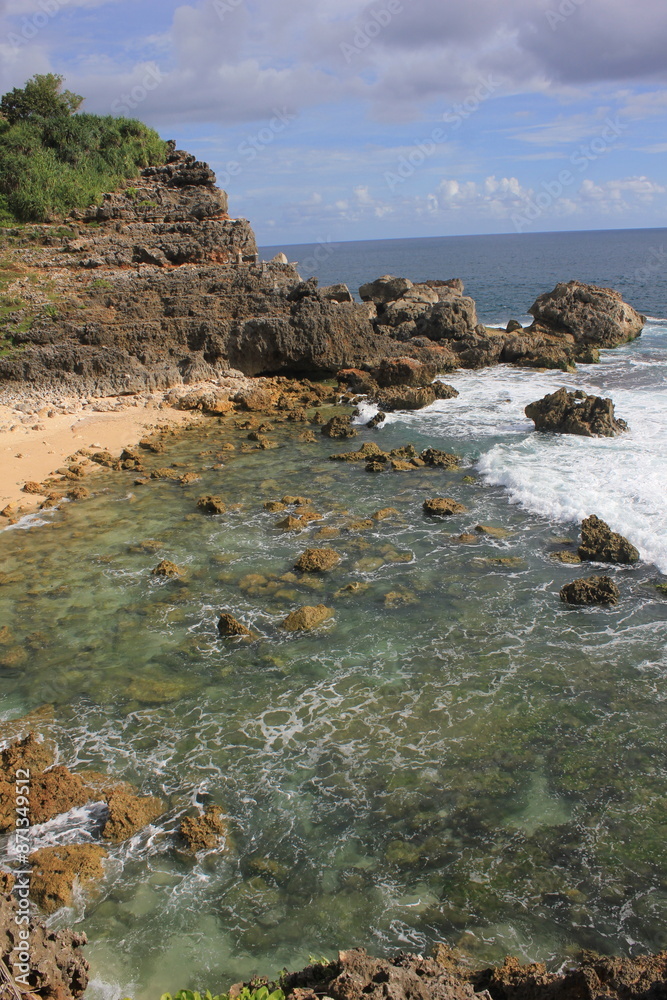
[
  {"x1": 294, "y1": 548, "x2": 342, "y2": 573},
  {"x1": 528, "y1": 280, "x2": 645, "y2": 347},
  {"x1": 321, "y1": 283, "x2": 354, "y2": 303},
  {"x1": 375, "y1": 386, "x2": 438, "y2": 411},
  {"x1": 27, "y1": 766, "x2": 92, "y2": 826},
  {"x1": 372, "y1": 508, "x2": 400, "y2": 520},
  {"x1": 0, "y1": 891, "x2": 90, "y2": 997},
  {"x1": 475, "y1": 524, "x2": 509, "y2": 539},
  {"x1": 197, "y1": 495, "x2": 226, "y2": 514},
  {"x1": 321, "y1": 416, "x2": 358, "y2": 439},
  {"x1": 423, "y1": 498, "x2": 467, "y2": 516},
  {"x1": 359, "y1": 275, "x2": 413, "y2": 306},
  {"x1": 420, "y1": 448, "x2": 461, "y2": 469},
  {"x1": 415, "y1": 296, "x2": 479, "y2": 342},
  {"x1": 560, "y1": 575, "x2": 621, "y2": 606},
  {"x1": 101, "y1": 789, "x2": 163, "y2": 842},
  {"x1": 525, "y1": 387, "x2": 628, "y2": 437},
  {"x1": 578, "y1": 514, "x2": 639, "y2": 564},
  {"x1": 281, "y1": 605, "x2": 334, "y2": 631},
  {"x1": 1, "y1": 731, "x2": 54, "y2": 776},
  {"x1": 330, "y1": 442, "x2": 387, "y2": 462},
  {"x1": 551, "y1": 550, "x2": 582, "y2": 564},
  {"x1": 29, "y1": 844, "x2": 108, "y2": 914},
  {"x1": 506, "y1": 319, "x2": 523, "y2": 332},
  {"x1": 370, "y1": 357, "x2": 439, "y2": 387},
  {"x1": 152, "y1": 559, "x2": 183, "y2": 578},
  {"x1": 217, "y1": 614, "x2": 255, "y2": 638},
  {"x1": 367, "y1": 412, "x2": 386, "y2": 428},
  {"x1": 180, "y1": 804, "x2": 229, "y2": 851}
]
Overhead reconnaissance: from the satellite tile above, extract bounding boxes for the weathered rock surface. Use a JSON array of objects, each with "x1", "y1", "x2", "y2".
[
  {"x1": 423, "y1": 498, "x2": 467, "y2": 517},
  {"x1": 578, "y1": 515, "x2": 639, "y2": 564},
  {"x1": 322, "y1": 416, "x2": 358, "y2": 439},
  {"x1": 0, "y1": 891, "x2": 90, "y2": 998},
  {"x1": 528, "y1": 280, "x2": 645, "y2": 347},
  {"x1": 152, "y1": 559, "x2": 184, "y2": 578},
  {"x1": 197, "y1": 495, "x2": 226, "y2": 514},
  {"x1": 525, "y1": 388, "x2": 628, "y2": 437},
  {"x1": 375, "y1": 382, "x2": 458, "y2": 412},
  {"x1": 294, "y1": 548, "x2": 342, "y2": 573},
  {"x1": 281, "y1": 605, "x2": 334, "y2": 631},
  {"x1": 29, "y1": 844, "x2": 108, "y2": 914},
  {"x1": 560, "y1": 575, "x2": 621, "y2": 606},
  {"x1": 217, "y1": 613, "x2": 255, "y2": 638},
  {"x1": 101, "y1": 788, "x2": 163, "y2": 842},
  {"x1": 179, "y1": 804, "x2": 229, "y2": 852}
]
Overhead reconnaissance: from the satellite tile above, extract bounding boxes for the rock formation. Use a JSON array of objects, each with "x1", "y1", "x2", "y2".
[
  {"x1": 525, "y1": 388, "x2": 628, "y2": 436},
  {"x1": 578, "y1": 515, "x2": 639, "y2": 564},
  {"x1": 528, "y1": 280, "x2": 645, "y2": 347},
  {"x1": 560, "y1": 575, "x2": 621, "y2": 605}
]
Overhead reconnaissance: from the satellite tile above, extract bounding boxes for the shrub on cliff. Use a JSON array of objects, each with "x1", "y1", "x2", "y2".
[{"x1": 0, "y1": 75, "x2": 167, "y2": 223}]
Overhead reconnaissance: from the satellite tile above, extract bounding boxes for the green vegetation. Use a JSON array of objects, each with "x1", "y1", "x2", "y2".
[
  {"x1": 158, "y1": 987, "x2": 285, "y2": 1000},
  {"x1": 0, "y1": 74, "x2": 167, "y2": 223}
]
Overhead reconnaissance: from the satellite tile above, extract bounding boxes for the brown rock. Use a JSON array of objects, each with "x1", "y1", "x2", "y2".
[
  {"x1": 330, "y1": 442, "x2": 387, "y2": 462},
  {"x1": 525, "y1": 387, "x2": 628, "y2": 437},
  {"x1": 281, "y1": 605, "x2": 334, "y2": 632},
  {"x1": 28, "y1": 766, "x2": 91, "y2": 826},
  {"x1": 578, "y1": 514, "x2": 639, "y2": 564},
  {"x1": 101, "y1": 789, "x2": 163, "y2": 842},
  {"x1": 551, "y1": 550, "x2": 582, "y2": 564},
  {"x1": 180, "y1": 804, "x2": 230, "y2": 851},
  {"x1": 22, "y1": 481, "x2": 45, "y2": 494},
  {"x1": 423, "y1": 498, "x2": 467, "y2": 516},
  {"x1": 197, "y1": 495, "x2": 226, "y2": 514},
  {"x1": 560, "y1": 575, "x2": 621, "y2": 606},
  {"x1": 264, "y1": 500, "x2": 287, "y2": 512},
  {"x1": 528, "y1": 280, "x2": 645, "y2": 347},
  {"x1": 217, "y1": 613, "x2": 255, "y2": 638},
  {"x1": 421, "y1": 448, "x2": 461, "y2": 469},
  {"x1": 152, "y1": 559, "x2": 184, "y2": 578},
  {"x1": 294, "y1": 548, "x2": 342, "y2": 573},
  {"x1": 475, "y1": 524, "x2": 510, "y2": 539},
  {"x1": 29, "y1": 844, "x2": 108, "y2": 914},
  {"x1": 321, "y1": 416, "x2": 358, "y2": 439},
  {"x1": 372, "y1": 508, "x2": 400, "y2": 521}
]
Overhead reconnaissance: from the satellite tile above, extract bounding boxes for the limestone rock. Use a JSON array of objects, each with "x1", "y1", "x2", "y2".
[
  {"x1": 423, "y1": 498, "x2": 467, "y2": 516},
  {"x1": 372, "y1": 508, "x2": 400, "y2": 521},
  {"x1": 217, "y1": 614, "x2": 255, "y2": 638},
  {"x1": 359, "y1": 275, "x2": 413, "y2": 306},
  {"x1": 560, "y1": 575, "x2": 620, "y2": 606},
  {"x1": 29, "y1": 844, "x2": 108, "y2": 914},
  {"x1": 152, "y1": 559, "x2": 183, "y2": 578},
  {"x1": 415, "y1": 296, "x2": 479, "y2": 342},
  {"x1": 370, "y1": 356, "x2": 439, "y2": 387},
  {"x1": 101, "y1": 789, "x2": 163, "y2": 842},
  {"x1": 528, "y1": 281, "x2": 645, "y2": 347},
  {"x1": 578, "y1": 514, "x2": 639, "y2": 564},
  {"x1": 197, "y1": 495, "x2": 226, "y2": 514},
  {"x1": 321, "y1": 416, "x2": 358, "y2": 439},
  {"x1": 420, "y1": 448, "x2": 460, "y2": 469},
  {"x1": 525, "y1": 387, "x2": 628, "y2": 437},
  {"x1": 294, "y1": 548, "x2": 342, "y2": 573},
  {"x1": 281, "y1": 605, "x2": 334, "y2": 632},
  {"x1": 321, "y1": 283, "x2": 353, "y2": 303},
  {"x1": 180, "y1": 804, "x2": 229, "y2": 851}
]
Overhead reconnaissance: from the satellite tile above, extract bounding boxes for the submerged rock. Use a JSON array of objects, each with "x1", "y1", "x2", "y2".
[
  {"x1": 294, "y1": 548, "x2": 342, "y2": 573},
  {"x1": 197, "y1": 495, "x2": 226, "y2": 514},
  {"x1": 101, "y1": 789, "x2": 163, "y2": 843},
  {"x1": 321, "y1": 416, "x2": 358, "y2": 439},
  {"x1": 578, "y1": 514, "x2": 639, "y2": 564},
  {"x1": 423, "y1": 498, "x2": 467, "y2": 517},
  {"x1": 180, "y1": 804, "x2": 229, "y2": 852},
  {"x1": 29, "y1": 844, "x2": 108, "y2": 914},
  {"x1": 281, "y1": 605, "x2": 334, "y2": 632},
  {"x1": 525, "y1": 387, "x2": 628, "y2": 437},
  {"x1": 560, "y1": 575, "x2": 620, "y2": 606},
  {"x1": 421, "y1": 448, "x2": 461, "y2": 469}
]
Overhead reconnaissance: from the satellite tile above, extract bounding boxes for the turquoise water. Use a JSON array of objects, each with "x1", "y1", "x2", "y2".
[{"x1": 1, "y1": 387, "x2": 667, "y2": 999}]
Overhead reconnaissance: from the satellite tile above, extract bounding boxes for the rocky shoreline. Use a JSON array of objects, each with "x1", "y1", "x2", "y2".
[{"x1": 0, "y1": 147, "x2": 662, "y2": 999}]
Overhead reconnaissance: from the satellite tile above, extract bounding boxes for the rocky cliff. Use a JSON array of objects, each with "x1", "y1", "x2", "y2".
[{"x1": 0, "y1": 146, "x2": 646, "y2": 399}]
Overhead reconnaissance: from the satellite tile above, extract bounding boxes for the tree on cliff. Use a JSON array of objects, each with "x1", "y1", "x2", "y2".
[
  {"x1": 0, "y1": 77, "x2": 166, "y2": 223},
  {"x1": 0, "y1": 74, "x2": 84, "y2": 126}
]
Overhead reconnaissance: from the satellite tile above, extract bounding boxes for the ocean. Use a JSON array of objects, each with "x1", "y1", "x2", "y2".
[{"x1": 1, "y1": 228, "x2": 666, "y2": 999}]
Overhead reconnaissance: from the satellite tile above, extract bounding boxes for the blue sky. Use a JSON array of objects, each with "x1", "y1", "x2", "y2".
[{"x1": 1, "y1": 0, "x2": 666, "y2": 243}]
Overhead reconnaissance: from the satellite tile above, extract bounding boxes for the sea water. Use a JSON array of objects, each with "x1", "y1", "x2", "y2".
[{"x1": 0, "y1": 228, "x2": 665, "y2": 999}]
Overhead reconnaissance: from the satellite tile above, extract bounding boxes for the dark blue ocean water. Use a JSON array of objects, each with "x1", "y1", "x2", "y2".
[{"x1": 261, "y1": 228, "x2": 667, "y2": 323}]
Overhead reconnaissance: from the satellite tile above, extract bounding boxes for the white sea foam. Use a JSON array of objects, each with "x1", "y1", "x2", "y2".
[{"x1": 388, "y1": 320, "x2": 667, "y2": 572}]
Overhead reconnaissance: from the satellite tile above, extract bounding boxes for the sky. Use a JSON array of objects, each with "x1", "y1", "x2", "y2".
[{"x1": 0, "y1": 0, "x2": 666, "y2": 244}]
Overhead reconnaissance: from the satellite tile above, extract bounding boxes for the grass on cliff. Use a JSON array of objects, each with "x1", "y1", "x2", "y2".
[{"x1": 0, "y1": 76, "x2": 167, "y2": 223}]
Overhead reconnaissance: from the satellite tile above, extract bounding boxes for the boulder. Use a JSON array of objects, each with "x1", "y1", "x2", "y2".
[
  {"x1": 197, "y1": 495, "x2": 227, "y2": 514},
  {"x1": 578, "y1": 514, "x2": 639, "y2": 564},
  {"x1": 528, "y1": 281, "x2": 645, "y2": 347},
  {"x1": 359, "y1": 275, "x2": 413, "y2": 306},
  {"x1": 420, "y1": 448, "x2": 461, "y2": 469},
  {"x1": 294, "y1": 548, "x2": 342, "y2": 573},
  {"x1": 560, "y1": 575, "x2": 620, "y2": 606},
  {"x1": 281, "y1": 605, "x2": 334, "y2": 632},
  {"x1": 26, "y1": 766, "x2": 92, "y2": 826},
  {"x1": 151, "y1": 559, "x2": 183, "y2": 578},
  {"x1": 217, "y1": 613, "x2": 255, "y2": 638},
  {"x1": 321, "y1": 283, "x2": 354, "y2": 303},
  {"x1": 506, "y1": 319, "x2": 523, "y2": 332},
  {"x1": 180, "y1": 804, "x2": 229, "y2": 851},
  {"x1": 415, "y1": 296, "x2": 479, "y2": 341},
  {"x1": 375, "y1": 386, "x2": 438, "y2": 411},
  {"x1": 330, "y1": 442, "x2": 388, "y2": 462},
  {"x1": 29, "y1": 844, "x2": 108, "y2": 915},
  {"x1": 321, "y1": 416, "x2": 358, "y2": 439},
  {"x1": 101, "y1": 789, "x2": 163, "y2": 842},
  {"x1": 525, "y1": 387, "x2": 628, "y2": 437},
  {"x1": 423, "y1": 498, "x2": 467, "y2": 516},
  {"x1": 370, "y1": 357, "x2": 439, "y2": 387}
]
